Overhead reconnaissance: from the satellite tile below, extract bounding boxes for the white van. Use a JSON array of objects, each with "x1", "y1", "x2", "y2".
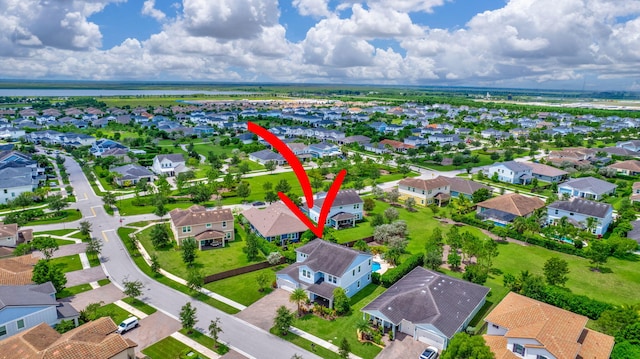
[{"x1": 116, "y1": 317, "x2": 139, "y2": 334}]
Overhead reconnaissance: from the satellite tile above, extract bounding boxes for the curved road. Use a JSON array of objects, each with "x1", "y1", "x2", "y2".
[{"x1": 30, "y1": 154, "x2": 320, "y2": 359}]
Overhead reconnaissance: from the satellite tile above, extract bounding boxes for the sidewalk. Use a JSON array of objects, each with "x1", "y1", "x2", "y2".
[
  {"x1": 114, "y1": 300, "x2": 149, "y2": 319},
  {"x1": 289, "y1": 327, "x2": 363, "y2": 359},
  {"x1": 171, "y1": 332, "x2": 221, "y2": 359}
]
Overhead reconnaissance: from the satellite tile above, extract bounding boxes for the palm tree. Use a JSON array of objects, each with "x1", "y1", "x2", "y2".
[
  {"x1": 584, "y1": 217, "x2": 598, "y2": 235},
  {"x1": 289, "y1": 288, "x2": 308, "y2": 318},
  {"x1": 511, "y1": 216, "x2": 528, "y2": 234}
]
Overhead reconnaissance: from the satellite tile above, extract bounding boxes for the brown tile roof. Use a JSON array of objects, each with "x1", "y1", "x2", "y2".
[
  {"x1": 170, "y1": 205, "x2": 233, "y2": 227},
  {"x1": 0, "y1": 222, "x2": 18, "y2": 237},
  {"x1": 607, "y1": 160, "x2": 640, "y2": 172},
  {"x1": 380, "y1": 139, "x2": 415, "y2": 149},
  {"x1": 482, "y1": 335, "x2": 519, "y2": 359},
  {"x1": 398, "y1": 176, "x2": 450, "y2": 191},
  {"x1": 484, "y1": 292, "x2": 613, "y2": 359},
  {"x1": 525, "y1": 162, "x2": 568, "y2": 177},
  {"x1": 242, "y1": 202, "x2": 308, "y2": 237},
  {"x1": 577, "y1": 328, "x2": 615, "y2": 359},
  {"x1": 0, "y1": 317, "x2": 136, "y2": 359},
  {"x1": 0, "y1": 254, "x2": 38, "y2": 285},
  {"x1": 477, "y1": 193, "x2": 545, "y2": 217},
  {"x1": 633, "y1": 182, "x2": 640, "y2": 190}
]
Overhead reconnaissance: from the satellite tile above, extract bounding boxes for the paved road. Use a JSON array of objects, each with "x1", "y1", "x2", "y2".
[{"x1": 28, "y1": 153, "x2": 320, "y2": 359}]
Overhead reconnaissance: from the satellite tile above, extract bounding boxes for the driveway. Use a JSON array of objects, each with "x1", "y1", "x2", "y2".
[
  {"x1": 235, "y1": 289, "x2": 297, "y2": 331},
  {"x1": 34, "y1": 243, "x2": 86, "y2": 259},
  {"x1": 375, "y1": 332, "x2": 430, "y2": 359},
  {"x1": 65, "y1": 266, "x2": 107, "y2": 286},
  {"x1": 123, "y1": 312, "x2": 181, "y2": 352},
  {"x1": 64, "y1": 283, "x2": 125, "y2": 311}
]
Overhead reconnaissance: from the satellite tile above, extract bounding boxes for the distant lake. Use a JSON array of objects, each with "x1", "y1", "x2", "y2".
[{"x1": 0, "y1": 89, "x2": 252, "y2": 97}]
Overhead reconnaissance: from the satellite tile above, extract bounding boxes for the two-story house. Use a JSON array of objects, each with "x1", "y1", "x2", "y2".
[
  {"x1": 307, "y1": 143, "x2": 341, "y2": 158},
  {"x1": 276, "y1": 239, "x2": 373, "y2": 307},
  {"x1": 0, "y1": 223, "x2": 32, "y2": 248},
  {"x1": 487, "y1": 161, "x2": 533, "y2": 185},
  {"x1": 242, "y1": 202, "x2": 308, "y2": 245},
  {"x1": 397, "y1": 176, "x2": 451, "y2": 206},
  {"x1": 483, "y1": 292, "x2": 614, "y2": 359},
  {"x1": 558, "y1": 177, "x2": 617, "y2": 201},
  {"x1": 307, "y1": 190, "x2": 363, "y2": 230},
  {"x1": 546, "y1": 199, "x2": 613, "y2": 236},
  {"x1": 152, "y1": 154, "x2": 187, "y2": 177},
  {"x1": 0, "y1": 282, "x2": 79, "y2": 340},
  {"x1": 0, "y1": 167, "x2": 37, "y2": 204},
  {"x1": 169, "y1": 205, "x2": 235, "y2": 249}
]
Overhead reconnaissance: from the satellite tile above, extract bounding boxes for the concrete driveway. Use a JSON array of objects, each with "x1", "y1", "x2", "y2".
[
  {"x1": 64, "y1": 283, "x2": 125, "y2": 311},
  {"x1": 65, "y1": 266, "x2": 107, "y2": 286},
  {"x1": 123, "y1": 312, "x2": 181, "y2": 352},
  {"x1": 235, "y1": 289, "x2": 297, "y2": 331},
  {"x1": 375, "y1": 332, "x2": 431, "y2": 359}
]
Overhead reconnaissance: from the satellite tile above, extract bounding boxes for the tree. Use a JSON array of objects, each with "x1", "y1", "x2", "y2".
[
  {"x1": 79, "y1": 220, "x2": 92, "y2": 238},
  {"x1": 441, "y1": 332, "x2": 494, "y2": 359},
  {"x1": 264, "y1": 161, "x2": 277, "y2": 173},
  {"x1": 86, "y1": 237, "x2": 103, "y2": 257},
  {"x1": 405, "y1": 197, "x2": 416, "y2": 211},
  {"x1": 386, "y1": 236, "x2": 407, "y2": 265},
  {"x1": 372, "y1": 186, "x2": 385, "y2": 199},
  {"x1": 237, "y1": 181, "x2": 251, "y2": 201},
  {"x1": 267, "y1": 252, "x2": 283, "y2": 264},
  {"x1": 370, "y1": 213, "x2": 384, "y2": 227},
  {"x1": 448, "y1": 251, "x2": 462, "y2": 270},
  {"x1": 54, "y1": 319, "x2": 77, "y2": 334},
  {"x1": 208, "y1": 318, "x2": 223, "y2": 349},
  {"x1": 338, "y1": 337, "x2": 351, "y2": 359},
  {"x1": 543, "y1": 257, "x2": 570, "y2": 286},
  {"x1": 373, "y1": 221, "x2": 408, "y2": 244},
  {"x1": 363, "y1": 198, "x2": 376, "y2": 212},
  {"x1": 48, "y1": 194, "x2": 68, "y2": 215},
  {"x1": 123, "y1": 278, "x2": 144, "y2": 298},
  {"x1": 245, "y1": 232, "x2": 260, "y2": 261},
  {"x1": 462, "y1": 264, "x2": 489, "y2": 285},
  {"x1": 187, "y1": 268, "x2": 204, "y2": 292},
  {"x1": 238, "y1": 162, "x2": 250, "y2": 176},
  {"x1": 181, "y1": 237, "x2": 198, "y2": 266},
  {"x1": 275, "y1": 179, "x2": 291, "y2": 193},
  {"x1": 353, "y1": 239, "x2": 369, "y2": 252},
  {"x1": 587, "y1": 240, "x2": 610, "y2": 271},
  {"x1": 150, "y1": 253, "x2": 160, "y2": 274},
  {"x1": 383, "y1": 207, "x2": 399, "y2": 223},
  {"x1": 596, "y1": 308, "x2": 639, "y2": 336},
  {"x1": 32, "y1": 236, "x2": 59, "y2": 259},
  {"x1": 179, "y1": 302, "x2": 198, "y2": 334},
  {"x1": 386, "y1": 188, "x2": 400, "y2": 204},
  {"x1": 150, "y1": 224, "x2": 170, "y2": 249},
  {"x1": 32, "y1": 260, "x2": 67, "y2": 292},
  {"x1": 612, "y1": 341, "x2": 640, "y2": 359},
  {"x1": 274, "y1": 305, "x2": 294, "y2": 336},
  {"x1": 102, "y1": 191, "x2": 116, "y2": 208},
  {"x1": 256, "y1": 271, "x2": 270, "y2": 292},
  {"x1": 424, "y1": 246, "x2": 443, "y2": 270},
  {"x1": 154, "y1": 199, "x2": 168, "y2": 218},
  {"x1": 511, "y1": 216, "x2": 528, "y2": 234},
  {"x1": 333, "y1": 287, "x2": 350, "y2": 315},
  {"x1": 290, "y1": 288, "x2": 307, "y2": 317}
]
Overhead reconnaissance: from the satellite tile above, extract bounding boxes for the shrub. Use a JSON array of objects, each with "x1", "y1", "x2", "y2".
[{"x1": 379, "y1": 253, "x2": 423, "y2": 288}]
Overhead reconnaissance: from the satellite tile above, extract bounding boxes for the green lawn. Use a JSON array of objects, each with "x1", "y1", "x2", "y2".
[
  {"x1": 178, "y1": 329, "x2": 229, "y2": 355},
  {"x1": 117, "y1": 197, "x2": 201, "y2": 216},
  {"x1": 293, "y1": 283, "x2": 385, "y2": 359},
  {"x1": 49, "y1": 254, "x2": 83, "y2": 273},
  {"x1": 87, "y1": 252, "x2": 101, "y2": 267},
  {"x1": 203, "y1": 265, "x2": 282, "y2": 306},
  {"x1": 137, "y1": 223, "x2": 264, "y2": 279},
  {"x1": 98, "y1": 278, "x2": 111, "y2": 286},
  {"x1": 270, "y1": 328, "x2": 343, "y2": 359},
  {"x1": 34, "y1": 229, "x2": 76, "y2": 236},
  {"x1": 192, "y1": 141, "x2": 233, "y2": 158},
  {"x1": 122, "y1": 297, "x2": 157, "y2": 316},
  {"x1": 54, "y1": 238, "x2": 76, "y2": 246},
  {"x1": 24, "y1": 209, "x2": 83, "y2": 225},
  {"x1": 227, "y1": 160, "x2": 265, "y2": 173},
  {"x1": 95, "y1": 303, "x2": 133, "y2": 325},
  {"x1": 142, "y1": 336, "x2": 209, "y2": 359},
  {"x1": 55, "y1": 283, "x2": 93, "y2": 299}
]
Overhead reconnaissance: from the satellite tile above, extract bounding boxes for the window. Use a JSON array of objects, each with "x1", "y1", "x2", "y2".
[
  {"x1": 222, "y1": 221, "x2": 227, "y2": 228},
  {"x1": 358, "y1": 266, "x2": 361, "y2": 273},
  {"x1": 554, "y1": 210, "x2": 558, "y2": 215},
  {"x1": 512, "y1": 343, "x2": 525, "y2": 356},
  {"x1": 536, "y1": 356, "x2": 548, "y2": 359},
  {"x1": 225, "y1": 232, "x2": 231, "y2": 239},
  {"x1": 368, "y1": 259, "x2": 371, "y2": 265},
  {"x1": 182, "y1": 226, "x2": 191, "y2": 233},
  {"x1": 352, "y1": 269, "x2": 355, "y2": 276},
  {"x1": 569, "y1": 212, "x2": 574, "y2": 216},
  {"x1": 492, "y1": 324, "x2": 499, "y2": 329},
  {"x1": 367, "y1": 274, "x2": 370, "y2": 281},
  {"x1": 357, "y1": 280, "x2": 360, "y2": 288},
  {"x1": 206, "y1": 223, "x2": 212, "y2": 228},
  {"x1": 0, "y1": 325, "x2": 6, "y2": 336},
  {"x1": 17, "y1": 319, "x2": 25, "y2": 329},
  {"x1": 2, "y1": 189, "x2": 6, "y2": 194}
]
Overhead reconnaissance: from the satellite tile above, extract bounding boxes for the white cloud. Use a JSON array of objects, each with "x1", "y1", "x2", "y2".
[
  {"x1": 142, "y1": 0, "x2": 167, "y2": 22},
  {"x1": 293, "y1": 0, "x2": 331, "y2": 18}
]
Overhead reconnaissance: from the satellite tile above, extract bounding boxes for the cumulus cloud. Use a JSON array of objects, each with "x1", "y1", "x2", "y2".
[
  {"x1": 142, "y1": 0, "x2": 167, "y2": 22},
  {"x1": 293, "y1": 0, "x2": 331, "y2": 18}
]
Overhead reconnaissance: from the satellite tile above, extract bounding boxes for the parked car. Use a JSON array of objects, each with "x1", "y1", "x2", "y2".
[
  {"x1": 116, "y1": 316, "x2": 139, "y2": 334},
  {"x1": 419, "y1": 346, "x2": 439, "y2": 359}
]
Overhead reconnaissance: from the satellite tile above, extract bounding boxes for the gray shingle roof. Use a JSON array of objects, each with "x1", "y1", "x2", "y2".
[
  {"x1": 250, "y1": 149, "x2": 285, "y2": 162},
  {"x1": 362, "y1": 267, "x2": 489, "y2": 338},
  {"x1": 296, "y1": 239, "x2": 364, "y2": 277},
  {"x1": 314, "y1": 189, "x2": 363, "y2": 209},
  {"x1": 547, "y1": 199, "x2": 612, "y2": 218},
  {"x1": 157, "y1": 154, "x2": 185, "y2": 162},
  {"x1": 446, "y1": 177, "x2": 492, "y2": 196},
  {"x1": 111, "y1": 164, "x2": 154, "y2": 179},
  {"x1": 500, "y1": 161, "x2": 532, "y2": 172},
  {"x1": 0, "y1": 282, "x2": 57, "y2": 310},
  {"x1": 561, "y1": 177, "x2": 617, "y2": 195}
]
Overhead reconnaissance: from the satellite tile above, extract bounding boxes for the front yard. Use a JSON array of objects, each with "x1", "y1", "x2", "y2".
[{"x1": 203, "y1": 265, "x2": 284, "y2": 306}]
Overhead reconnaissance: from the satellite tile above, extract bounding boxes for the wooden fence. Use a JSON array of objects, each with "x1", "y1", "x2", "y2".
[{"x1": 203, "y1": 257, "x2": 286, "y2": 284}]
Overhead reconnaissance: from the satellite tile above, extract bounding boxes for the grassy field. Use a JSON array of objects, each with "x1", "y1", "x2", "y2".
[
  {"x1": 49, "y1": 254, "x2": 83, "y2": 273},
  {"x1": 203, "y1": 265, "x2": 282, "y2": 306},
  {"x1": 24, "y1": 209, "x2": 83, "y2": 225},
  {"x1": 293, "y1": 283, "x2": 385, "y2": 359},
  {"x1": 192, "y1": 142, "x2": 233, "y2": 157},
  {"x1": 136, "y1": 223, "x2": 264, "y2": 279},
  {"x1": 142, "y1": 336, "x2": 209, "y2": 359}
]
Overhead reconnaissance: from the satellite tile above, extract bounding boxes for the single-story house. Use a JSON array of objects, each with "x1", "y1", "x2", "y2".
[
  {"x1": 546, "y1": 199, "x2": 613, "y2": 236},
  {"x1": 0, "y1": 254, "x2": 39, "y2": 285},
  {"x1": 362, "y1": 267, "x2": 490, "y2": 350},
  {"x1": 110, "y1": 164, "x2": 154, "y2": 187},
  {"x1": 526, "y1": 162, "x2": 568, "y2": 183},
  {"x1": 476, "y1": 193, "x2": 545, "y2": 226},
  {"x1": 558, "y1": 177, "x2": 617, "y2": 201},
  {"x1": 446, "y1": 177, "x2": 492, "y2": 199},
  {"x1": 606, "y1": 160, "x2": 640, "y2": 176},
  {"x1": 249, "y1": 149, "x2": 286, "y2": 165},
  {"x1": 242, "y1": 201, "x2": 308, "y2": 245}
]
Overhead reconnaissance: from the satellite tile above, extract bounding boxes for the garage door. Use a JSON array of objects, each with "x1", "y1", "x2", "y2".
[
  {"x1": 416, "y1": 328, "x2": 445, "y2": 350},
  {"x1": 277, "y1": 279, "x2": 296, "y2": 292}
]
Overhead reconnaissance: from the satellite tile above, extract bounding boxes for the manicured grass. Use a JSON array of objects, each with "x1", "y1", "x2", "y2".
[
  {"x1": 87, "y1": 252, "x2": 101, "y2": 267},
  {"x1": 49, "y1": 254, "x2": 83, "y2": 273},
  {"x1": 178, "y1": 329, "x2": 229, "y2": 355},
  {"x1": 34, "y1": 229, "x2": 76, "y2": 236},
  {"x1": 95, "y1": 303, "x2": 134, "y2": 325},
  {"x1": 228, "y1": 160, "x2": 265, "y2": 173},
  {"x1": 137, "y1": 223, "x2": 264, "y2": 279},
  {"x1": 270, "y1": 328, "x2": 343, "y2": 359},
  {"x1": 192, "y1": 142, "x2": 233, "y2": 158},
  {"x1": 68, "y1": 232, "x2": 88, "y2": 240},
  {"x1": 54, "y1": 238, "x2": 76, "y2": 246},
  {"x1": 128, "y1": 221, "x2": 153, "y2": 227},
  {"x1": 292, "y1": 283, "x2": 385, "y2": 359},
  {"x1": 122, "y1": 297, "x2": 157, "y2": 315},
  {"x1": 98, "y1": 278, "x2": 111, "y2": 286},
  {"x1": 117, "y1": 227, "x2": 240, "y2": 315},
  {"x1": 24, "y1": 209, "x2": 83, "y2": 225},
  {"x1": 221, "y1": 171, "x2": 305, "y2": 205},
  {"x1": 142, "y1": 336, "x2": 209, "y2": 359},
  {"x1": 56, "y1": 283, "x2": 93, "y2": 299},
  {"x1": 203, "y1": 266, "x2": 281, "y2": 306}
]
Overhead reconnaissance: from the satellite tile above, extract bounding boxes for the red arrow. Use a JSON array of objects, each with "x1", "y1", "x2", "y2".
[{"x1": 248, "y1": 121, "x2": 346, "y2": 238}]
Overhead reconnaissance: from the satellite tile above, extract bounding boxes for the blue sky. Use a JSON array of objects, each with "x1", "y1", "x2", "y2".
[{"x1": 1, "y1": 0, "x2": 639, "y2": 90}]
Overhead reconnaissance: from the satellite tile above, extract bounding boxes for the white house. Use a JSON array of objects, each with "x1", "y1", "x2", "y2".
[
  {"x1": 558, "y1": 177, "x2": 617, "y2": 200},
  {"x1": 307, "y1": 190, "x2": 363, "y2": 229},
  {"x1": 487, "y1": 161, "x2": 533, "y2": 185},
  {"x1": 152, "y1": 154, "x2": 187, "y2": 177},
  {"x1": 546, "y1": 199, "x2": 613, "y2": 236}
]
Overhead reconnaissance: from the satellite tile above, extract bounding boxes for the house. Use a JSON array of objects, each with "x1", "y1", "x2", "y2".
[
  {"x1": 0, "y1": 254, "x2": 38, "y2": 285},
  {"x1": 307, "y1": 190, "x2": 363, "y2": 230},
  {"x1": 380, "y1": 139, "x2": 415, "y2": 152},
  {"x1": 0, "y1": 223, "x2": 32, "y2": 248},
  {"x1": 0, "y1": 317, "x2": 137, "y2": 359},
  {"x1": 547, "y1": 199, "x2": 613, "y2": 236},
  {"x1": 546, "y1": 148, "x2": 596, "y2": 167},
  {"x1": 307, "y1": 143, "x2": 341, "y2": 158},
  {"x1": 558, "y1": 177, "x2": 617, "y2": 200},
  {"x1": 90, "y1": 139, "x2": 128, "y2": 157},
  {"x1": 446, "y1": 177, "x2": 492, "y2": 199},
  {"x1": 476, "y1": 193, "x2": 545, "y2": 226},
  {"x1": 362, "y1": 267, "x2": 489, "y2": 350},
  {"x1": 631, "y1": 182, "x2": 640, "y2": 203},
  {"x1": 616, "y1": 139, "x2": 640, "y2": 152},
  {"x1": 339, "y1": 135, "x2": 371, "y2": 146},
  {"x1": 397, "y1": 176, "x2": 451, "y2": 206},
  {"x1": 152, "y1": 154, "x2": 187, "y2": 177},
  {"x1": 276, "y1": 239, "x2": 373, "y2": 307},
  {"x1": 363, "y1": 142, "x2": 389, "y2": 154},
  {"x1": 248, "y1": 149, "x2": 285, "y2": 165},
  {"x1": 483, "y1": 292, "x2": 614, "y2": 359},
  {"x1": 606, "y1": 160, "x2": 640, "y2": 176},
  {"x1": 487, "y1": 161, "x2": 533, "y2": 185},
  {"x1": 168, "y1": 205, "x2": 234, "y2": 249},
  {"x1": 526, "y1": 162, "x2": 568, "y2": 183},
  {"x1": 110, "y1": 164, "x2": 154, "y2": 187},
  {"x1": 0, "y1": 167, "x2": 37, "y2": 204},
  {"x1": 242, "y1": 202, "x2": 308, "y2": 244},
  {"x1": 0, "y1": 282, "x2": 79, "y2": 340}
]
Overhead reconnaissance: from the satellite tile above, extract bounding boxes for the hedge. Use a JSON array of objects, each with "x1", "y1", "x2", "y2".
[
  {"x1": 541, "y1": 286, "x2": 613, "y2": 320},
  {"x1": 377, "y1": 253, "x2": 424, "y2": 288}
]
